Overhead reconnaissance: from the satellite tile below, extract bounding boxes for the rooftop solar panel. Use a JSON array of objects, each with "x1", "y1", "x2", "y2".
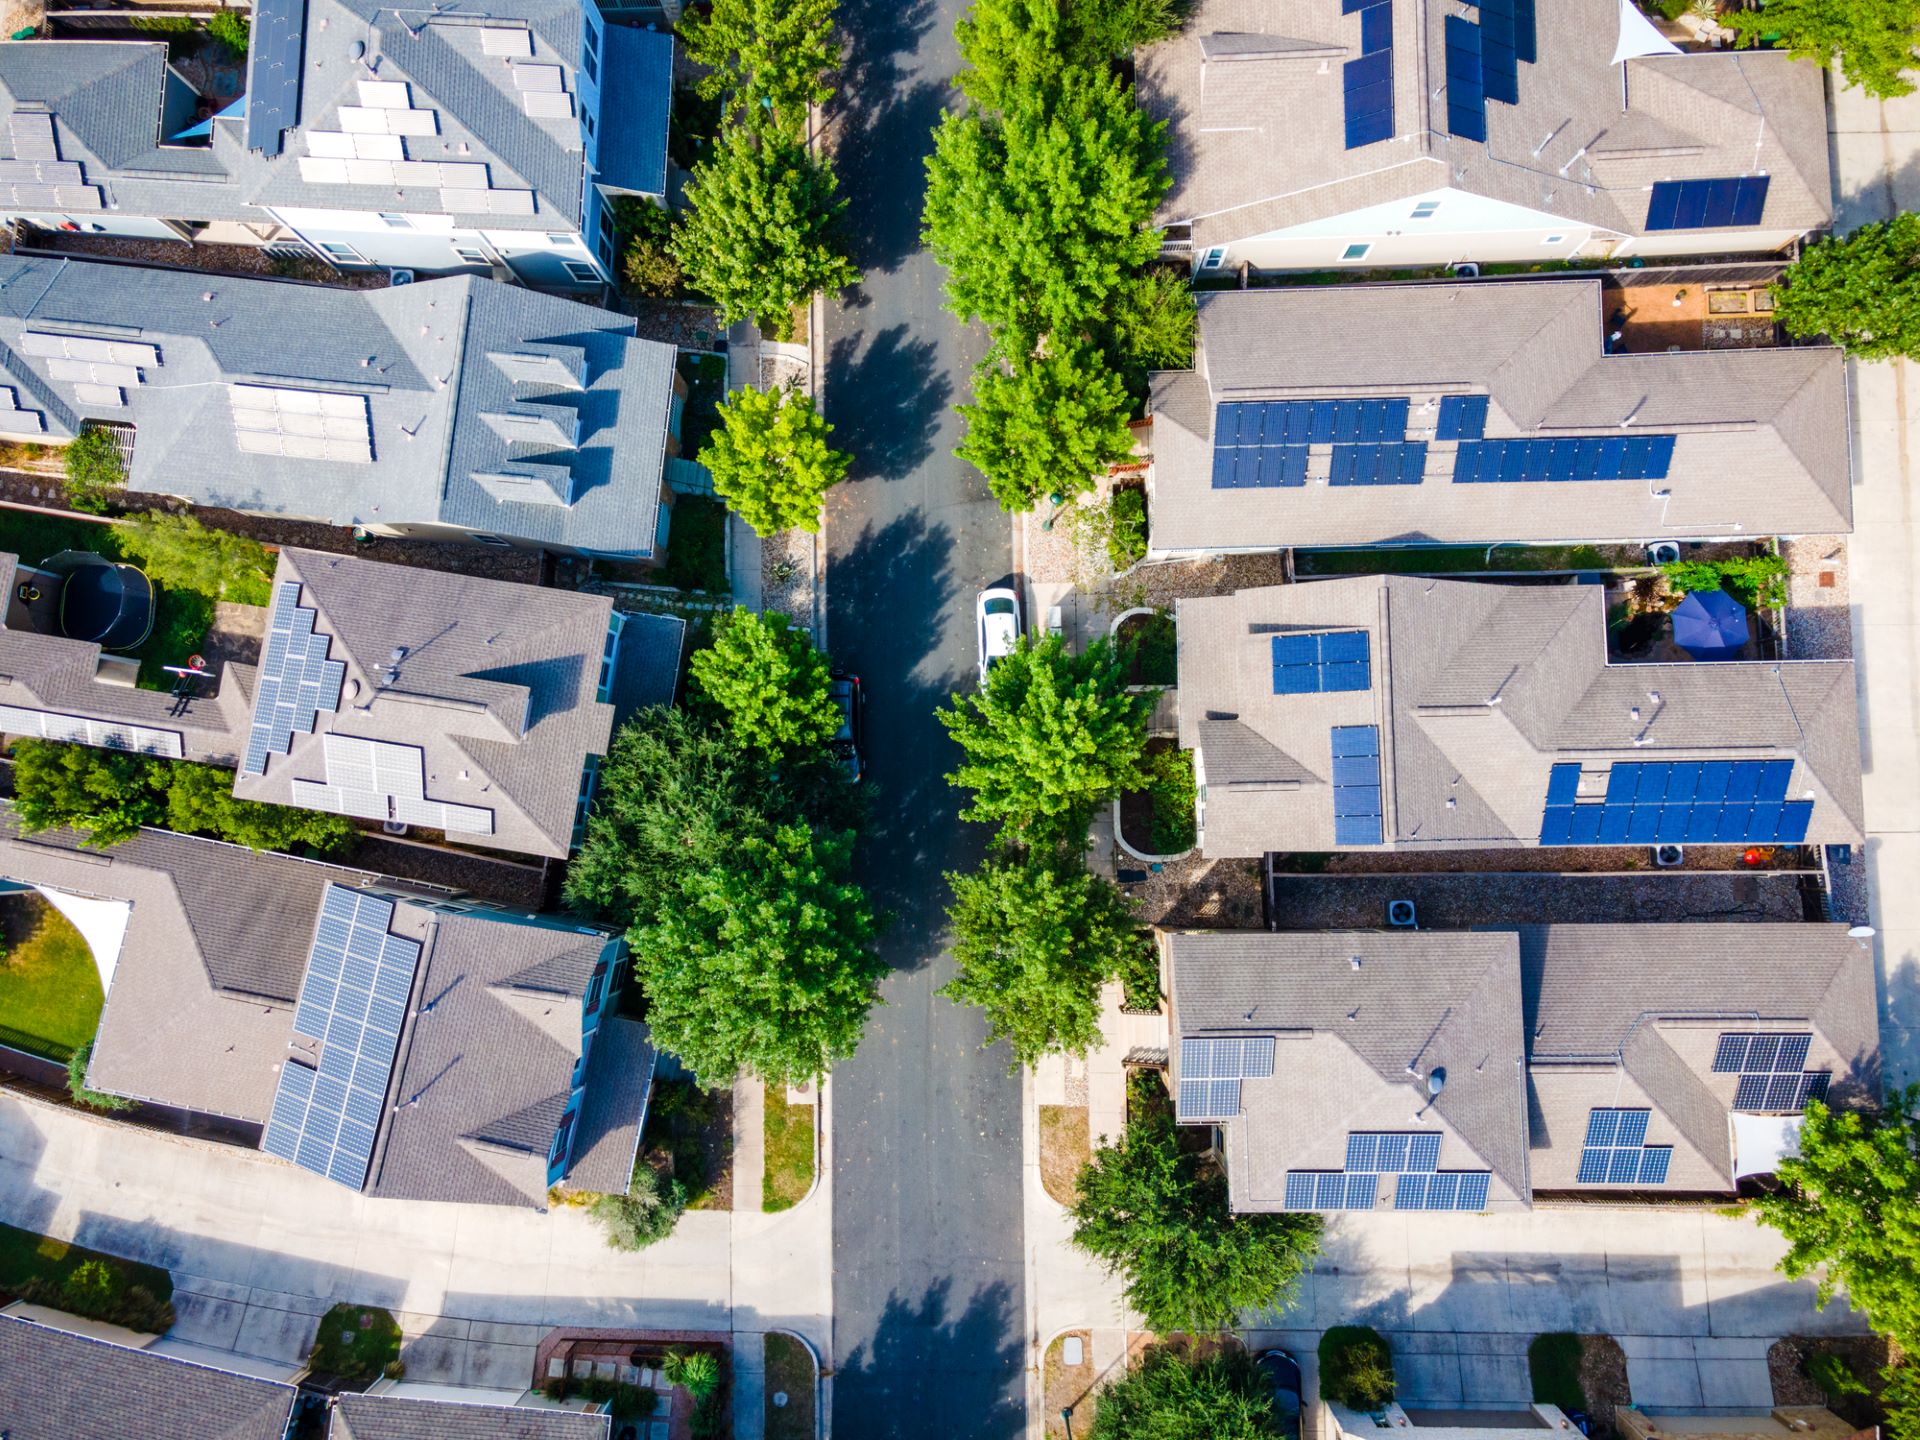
[
  {"x1": 1394, "y1": 1173, "x2": 1428, "y2": 1210},
  {"x1": 1444, "y1": 15, "x2": 1486, "y2": 142},
  {"x1": 1478, "y1": 0, "x2": 1518, "y2": 104},
  {"x1": 1330, "y1": 724, "x2": 1384, "y2": 845},
  {"x1": 1435, "y1": 395, "x2": 1489, "y2": 441},
  {"x1": 242, "y1": 581, "x2": 347, "y2": 776},
  {"x1": 1647, "y1": 176, "x2": 1771, "y2": 232},
  {"x1": 1284, "y1": 1171, "x2": 1317, "y2": 1210},
  {"x1": 246, "y1": 0, "x2": 307, "y2": 156},
  {"x1": 1455, "y1": 1172, "x2": 1491, "y2": 1210}
]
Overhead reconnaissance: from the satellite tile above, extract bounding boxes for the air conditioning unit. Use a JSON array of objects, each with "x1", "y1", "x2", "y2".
[
  {"x1": 1387, "y1": 899, "x2": 1417, "y2": 928},
  {"x1": 1646, "y1": 542, "x2": 1681, "y2": 566},
  {"x1": 383, "y1": 820, "x2": 411, "y2": 837},
  {"x1": 388, "y1": 269, "x2": 415, "y2": 286},
  {"x1": 1654, "y1": 844, "x2": 1684, "y2": 868},
  {"x1": 1451, "y1": 262, "x2": 1481, "y2": 278}
]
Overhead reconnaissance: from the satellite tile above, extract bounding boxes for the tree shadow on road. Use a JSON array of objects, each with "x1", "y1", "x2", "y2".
[
  {"x1": 835, "y1": 1277, "x2": 1026, "y2": 1440},
  {"x1": 827, "y1": 0, "x2": 948, "y2": 280},
  {"x1": 826, "y1": 323, "x2": 954, "y2": 484}
]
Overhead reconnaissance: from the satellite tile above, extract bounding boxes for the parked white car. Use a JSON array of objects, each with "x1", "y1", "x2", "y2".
[{"x1": 975, "y1": 587, "x2": 1022, "y2": 687}]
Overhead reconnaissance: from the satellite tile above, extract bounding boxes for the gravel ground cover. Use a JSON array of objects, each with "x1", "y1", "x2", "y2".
[
  {"x1": 1267, "y1": 871, "x2": 1807, "y2": 928},
  {"x1": 1781, "y1": 534, "x2": 1852, "y2": 660}
]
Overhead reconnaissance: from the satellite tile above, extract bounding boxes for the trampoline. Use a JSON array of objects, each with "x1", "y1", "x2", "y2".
[{"x1": 49, "y1": 552, "x2": 156, "y2": 650}]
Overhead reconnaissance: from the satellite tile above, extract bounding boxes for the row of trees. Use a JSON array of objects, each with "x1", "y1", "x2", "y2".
[
  {"x1": 934, "y1": 636, "x2": 1157, "y2": 1064},
  {"x1": 923, "y1": 0, "x2": 1192, "y2": 511},
  {"x1": 565, "y1": 609, "x2": 884, "y2": 1087},
  {"x1": 671, "y1": 0, "x2": 859, "y2": 341}
]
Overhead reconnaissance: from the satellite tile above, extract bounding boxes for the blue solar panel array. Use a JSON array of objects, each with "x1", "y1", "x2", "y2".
[
  {"x1": 1646, "y1": 176, "x2": 1771, "y2": 232},
  {"x1": 1343, "y1": 0, "x2": 1394, "y2": 149},
  {"x1": 1444, "y1": 15, "x2": 1486, "y2": 142},
  {"x1": 1394, "y1": 1172, "x2": 1493, "y2": 1211},
  {"x1": 1213, "y1": 398, "x2": 1429, "y2": 490},
  {"x1": 1715, "y1": 1033, "x2": 1830, "y2": 1114},
  {"x1": 1539, "y1": 760, "x2": 1813, "y2": 847},
  {"x1": 1271, "y1": 631, "x2": 1371, "y2": 695},
  {"x1": 1176, "y1": 1035, "x2": 1277, "y2": 1122},
  {"x1": 262, "y1": 887, "x2": 423, "y2": 1190},
  {"x1": 1435, "y1": 395, "x2": 1489, "y2": 442},
  {"x1": 1346, "y1": 1132, "x2": 1442, "y2": 1174},
  {"x1": 1577, "y1": 1108, "x2": 1673, "y2": 1185},
  {"x1": 1446, "y1": 0, "x2": 1537, "y2": 140},
  {"x1": 1453, "y1": 434, "x2": 1677, "y2": 484},
  {"x1": 1331, "y1": 442, "x2": 1428, "y2": 486},
  {"x1": 1284, "y1": 1171, "x2": 1380, "y2": 1212},
  {"x1": 245, "y1": 0, "x2": 306, "y2": 156},
  {"x1": 1475, "y1": 0, "x2": 1519, "y2": 104},
  {"x1": 1332, "y1": 724, "x2": 1384, "y2": 846},
  {"x1": 243, "y1": 581, "x2": 346, "y2": 776}
]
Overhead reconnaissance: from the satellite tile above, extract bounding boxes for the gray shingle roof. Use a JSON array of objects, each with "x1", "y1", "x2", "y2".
[
  {"x1": 229, "y1": 549, "x2": 622, "y2": 858},
  {"x1": 1138, "y1": 0, "x2": 1830, "y2": 251},
  {"x1": 1167, "y1": 929, "x2": 1531, "y2": 1212},
  {"x1": 1149, "y1": 280, "x2": 1850, "y2": 554},
  {"x1": 567, "y1": 1014, "x2": 657, "y2": 1193},
  {"x1": 0, "y1": 256, "x2": 676, "y2": 555},
  {"x1": 362, "y1": 907, "x2": 637, "y2": 1206},
  {"x1": 1177, "y1": 577, "x2": 1863, "y2": 857},
  {"x1": 0, "y1": 1313, "x2": 296, "y2": 1440},
  {"x1": 0, "y1": 811, "x2": 374, "y2": 1121},
  {"x1": 0, "y1": 550, "x2": 254, "y2": 766},
  {"x1": 332, "y1": 1392, "x2": 610, "y2": 1440}
]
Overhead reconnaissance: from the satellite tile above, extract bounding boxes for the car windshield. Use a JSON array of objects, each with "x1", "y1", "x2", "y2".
[{"x1": 984, "y1": 598, "x2": 1015, "y2": 616}]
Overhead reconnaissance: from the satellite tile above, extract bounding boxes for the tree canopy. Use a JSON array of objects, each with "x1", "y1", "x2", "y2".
[
  {"x1": 680, "y1": 0, "x2": 840, "y2": 132},
  {"x1": 957, "y1": 0, "x2": 1190, "y2": 107},
  {"x1": 673, "y1": 125, "x2": 860, "y2": 341},
  {"x1": 938, "y1": 634, "x2": 1151, "y2": 832},
  {"x1": 942, "y1": 848, "x2": 1146, "y2": 1066},
  {"x1": 1726, "y1": 0, "x2": 1920, "y2": 101},
  {"x1": 1755, "y1": 1088, "x2": 1920, "y2": 1348},
  {"x1": 1070, "y1": 1074, "x2": 1321, "y2": 1333},
  {"x1": 1773, "y1": 213, "x2": 1920, "y2": 361},
  {"x1": 700, "y1": 384, "x2": 852, "y2": 536},
  {"x1": 689, "y1": 607, "x2": 842, "y2": 758},
  {"x1": 1088, "y1": 1346, "x2": 1285, "y2": 1440},
  {"x1": 115, "y1": 510, "x2": 273, "y2": 605},
  {"x1": 956, "y1": 345, "x2": 1136, "y2": 510}
]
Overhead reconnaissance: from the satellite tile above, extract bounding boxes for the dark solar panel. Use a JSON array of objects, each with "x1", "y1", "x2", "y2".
[
  {"x1": 1435, "y1": 394, "x2": 1489, "y2": 441},
  {"x1": 1579, "y1": 1108, "x2": 1668, "y2": 1186},
  {"x1": 1272, "y1": 631, "x2": 1373, "y2": 695},
  {"x1": 1646, "y1": 176, "x2": 1772, "y2": 231},
  {"x1": 1344, "y1": 1, "x2": 1395, "y2": 149},
  {"x1": 1478, "y1": 0, "x2": 1519, "y2": 104},
  {"x1": 1452, "y1": 434, "x2": 1677, "y2": 483},
  {"x1": 245, "y1": 0, "x2": 308, "y2": 157},
  {"x1": 1445, "y1": 14, "x2": 1487, "y2": 142},
  {"x1": 1331, "y1": 724, "x2": 1383, "y2": 845},
  {"x1": 243, "y1": 580, "x2": 346, "y2": 776}
]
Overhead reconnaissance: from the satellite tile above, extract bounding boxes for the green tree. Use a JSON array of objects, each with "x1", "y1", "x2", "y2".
[
  {"x1": 1320, "y1": 1326, "x2": 1396, "y2": 1407},
  {"x1": 1772, "y1": 213, "x2": 1920, "y2": 361},
  {"x1": 1756, "y1": 1089, "x2": 1920, "y2": 1347},
  {"x1": 591, "y1": 1161, "x2": 689, "y2": 1250},
  {"x1": 943, "y1": 849, "x2": 1144, "y2": 1067},
  {"x1": 662, "y1": 1349, "x2": 723, "y2": 1399},
  {"x1": 1108, "y1": 267, "x2": 1197, "y2": 374},
  {"x1": 633, "y1": 821, "x2": 883, "y2": 1085},
  {"x1": 62, "y1": 428, "x2": 124, "y2": 516},
  {"x1": 207, "y1": 8, "x2": 250, "y2": 58},
  {"x1": 10, "y1": 739, "x2": 166, "y2": 846},
  {"x1": 1726, "y1": 0, "x2": 1920, "y2": 101},
  {"x1": 680, "y1": 0, "x2": 839, "y2": 132},
  {"x1": 958, "y1": 0, "x2": 1188, "y2": 107},
  {"x1": 700, "y1": 384, "x2": 852, "y2": 536},
  {"x1": 924, "y1": 66, "x2": 1168, "y2": 356},
  {"x1": 1070, "y1": 1074, "x2": 1321, "y2": 1333},
  {"x1": 115, "y1": 510, "x2": 273, "y2": 605},
  {"x1": 163, "y1": 760, "x2": 358, "y2": 855},
  {"x1": 1070, "y1": 0, "x2": 1189, "y2": 59},
  {"x1": 1088, "y1": 1345, "x2": 1284, "y2": 1440},
  {"x1": 616, "y1": 198, "x2": 684, "y2": 299},
  {"x1": 689, "y1": 607, "x2": 840, "y2": 757},
  {"x1": 938, "y1": 634, "x2": 1151, "y2": 832},
  {"x1": 673, "y1": 125, "x2": 860, "y2": 340},
  {"x1": 957, "y1": 346, "x2": 1135, "y2": 510}
]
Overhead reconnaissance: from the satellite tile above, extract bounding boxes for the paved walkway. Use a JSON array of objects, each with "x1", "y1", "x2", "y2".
[
  {"x1": 0, "y1": 1090, "x2": 831, "y2": 1430},
  {"x1": 1830, "y1": 69, "x2": 1920, "y2": 1087}
]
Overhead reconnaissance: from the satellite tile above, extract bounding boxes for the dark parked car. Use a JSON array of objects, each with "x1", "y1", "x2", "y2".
[
  {"x1": 829, "y1": 672, "x2": 863, "y2": 782},
  {"x1": 1257, "y1": 1349, "x2": 1303, "y2": 1440}
]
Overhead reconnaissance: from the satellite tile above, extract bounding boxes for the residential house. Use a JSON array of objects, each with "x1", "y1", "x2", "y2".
[
  {"x1": 0, "y1": 1312, "x2": 298, "y2": 1440},
  {"x1": 0, "y1": 0, "x2": 673, "y2": 289},
  {"x1": 0, "y1": 814, "x2": 657, "y2": 1207},
  {"x1": 0, "y1": 256, "x2": 684, "y2": 556},
  {"x1": 1165, "y1": 923, "x2": 1879, "y2": 1212},
  {"x1": 1332, "y1": 1403, "x2": 1583, "y2": 1440},
  {"x1": 1138, "y1": 0, "x2": 1830, "y2": 274},
  {"x1": 1176, "y1": 577, "x2": 1863, "y2": 857},
  {"x1": 1148, "y1": 280, "x2": 1850, "y2": 557},
  {"x1": 329, "y1": 1391, "x2": 611, "y2": 1439},
  {"x1": 0, "y1": 548, "x2": 251, "y2": 764},
  {"x1": 231, "y1": 548, "x2": 681, "y2": 858}
]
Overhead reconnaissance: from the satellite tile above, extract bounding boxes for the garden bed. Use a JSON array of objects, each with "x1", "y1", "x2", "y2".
[
  {"x1": 0, "y1": 1220, "x2": 173, "y2": 1329},
  {"x1": 1039, "y1": 1105, "x2": 1088, "y2": 1207},
  {"x1": 308, "y1": 1303, "x2": 401, "y2": 1382},
  {"x1": 651, "y1": 495, "x2": 730, "y2": 595},
  {"x1": 643, "y1": 1078, "x2": 734, "y2": 1211},
  {"x1": 1045, "y1": 1329, "x2": 1096, "y2": 1439},
  {"x1": 763, "y1": 1333, "x2": 816, "y2": 1440},
  {"x1": 0, "y1": 894, "x2": 102, "y2": 1063},
  {"x1": 676, "y1": 352, "x2": 729, "y2": 463},
  {"x1": 762, "y1": 1087, "x2": 815, "y2": 1213},
  {"x1": 1769, "y1": 1334, "x2": 1900, "y2": 1432},
  {"x1": 1115, "y1": 608, "x2": 1175, "y2": 687},
  {"x1": 1118, "y1": 738, "x2": 1197, "y2": 857}
]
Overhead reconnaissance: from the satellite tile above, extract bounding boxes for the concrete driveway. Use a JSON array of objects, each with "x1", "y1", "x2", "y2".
[{"x1": 0, "y1": 1092, "x2": 830, "y2": 1401}]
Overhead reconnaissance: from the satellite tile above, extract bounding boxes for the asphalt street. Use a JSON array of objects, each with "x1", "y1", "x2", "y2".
[{"x1": 822, "y1": 0, "x2": 1029, "y2": 1434}]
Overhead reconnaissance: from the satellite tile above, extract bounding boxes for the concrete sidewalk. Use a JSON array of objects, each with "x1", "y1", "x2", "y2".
[{"x1": 1830, "y1": 69, "x2": 1920, "y2": 1087}]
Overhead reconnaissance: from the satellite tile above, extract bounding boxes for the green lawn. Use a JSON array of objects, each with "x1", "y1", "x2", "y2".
[
  {"x1": 0, "y1": 1221, "x2": 172, "y2": 1306},
  {"x1": 764, "y1": 1332, "x2": 817, "y2": 1440},
  {"x1": 1528, "y1": 1333, "x2": 1587, "y2": 1413},
  {"x1": 762, "y1": 1090, "x2": 816, "y2": 1213},
  {"x1": 1295, "y1": 543, "x2": 1644, "y2": 577},
  {"x1": 308, "y1": 1303, "x2": 402, "y2": 1379},
  {"x1": 656, "y1": 495, "x2": 730, "y2": 594},
  {"x1": 677, "y1": 351, "x2": 729, "y2": 461},
  {"x1": 0, "y1": 895, "x2": 102, "y2": 1062}
]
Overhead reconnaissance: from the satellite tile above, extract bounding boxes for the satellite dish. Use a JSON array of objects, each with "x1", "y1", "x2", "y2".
[
  {"x1": 1427, "y1": 1067, "x2": 1447, "y2": 1097},
  {"x1": 1849, "y1": 926, "x2": 1877, "y2": 940},
  {"x1": 349, "y1": 40, "x2": 365, "y2": 60}
]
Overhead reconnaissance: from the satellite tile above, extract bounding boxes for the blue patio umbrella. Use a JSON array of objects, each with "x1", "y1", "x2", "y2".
[{"x1": 1671, "y1": 587, "x2": 1750, "y2": 658}]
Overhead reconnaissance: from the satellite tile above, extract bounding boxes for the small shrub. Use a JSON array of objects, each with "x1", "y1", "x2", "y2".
[
  {"x1": 129, "y1": 14, "x2": 193, "y2": 32},
  {"x1": 664, "y1": 1347, "x2": 723, "y2": 1399},
  {"x1": 1320, "y1": 1325, "x2": 1395, "y2": 1408},
  {"x1": 207, "y1": 8, "x2": 249, "y2": 56},
  {"x1": 618, "y1": 199, "x2": 684, "y2": 298},
  {"x1": 62, "y1": 428, "x2": 124, "y2": 515},
  {"x1": 1144, "y1": 747, "x2": 1196, "y2": 854},
  {"x1": 62, "y1": 1259, "x2": 119, "y2": 1311},
  {"x1": 591, "y1": 1161, "x2": 688, "y2": 1251},
  {"x1": 1107, "y1": 487, "x2": 1147, "y2": 571},
  {"x1": 19, "y1": 1270, "x2": 172, "y2": 1332},
  {"x1": 1117, "y1": 931, "x2": 1160, "y2": 1012},
  {"x1": 1661, "y1": 554, "x2": 1789, "y2": 610},
  {"x1": 1809, "y1": 1351, "x2": 1871, "y2": 1400},
  {"x1": 67, "y1": 1042, "x2": 133, "y2": 1112},
  {"x1": 690, "y1": 1387, "x2": 727, "y2": 1440},
  {"x1": 1124, "y1": 610, "x2": 1176, "y2": 686}
]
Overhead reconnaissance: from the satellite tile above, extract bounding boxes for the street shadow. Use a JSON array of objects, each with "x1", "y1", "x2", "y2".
[
  {"x1": 834, "y1": 1278, "x2": 1025, "y2": 1440},
  {"x1": 826, "y1": 323, "x2": 953, "y2": 483},
  {"x1": 827, "y1": 0, "x2": 945, "y2": 279},
  {"x1": 1831, "y1": 139, "x2": 1920, "y2": 234}
]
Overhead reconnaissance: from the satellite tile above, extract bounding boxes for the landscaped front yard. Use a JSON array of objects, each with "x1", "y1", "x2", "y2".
[
  {"x1": 0, "y1": 893, "x2": 102, "y2": 1062},
  {"x1": 762, "y1": 1087, "x2": 816, "y2": 1213},
  {"x1": 0, "y1": 1221, "x2": 173, "y2": 1332}
]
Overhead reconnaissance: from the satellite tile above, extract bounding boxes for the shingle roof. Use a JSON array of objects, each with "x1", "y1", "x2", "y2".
[
  {"x1": 0, "y1": 1313, "x2": 296, "y2": 1440},
  {"x1": 566, "y1": 1014, "x2": 656, "y2": 1193},
  {"x1": 0, "y1": 811, "x2": 374, "y2": 1121},
  {"x1": 1177, "y1": 577, "x2": 1863, "y2": 857},
  {"x1": 0, "y1": 256, "x2": 676, "y2": 555},
  {"x1": 1167, "y1": 929, "x2": 1531, "y2": 1212},
  {"x1": 331, "y1": 1392, "x2": 610, "y2": 1440},
  {"x1": 1149, "y1": 280, "x2": 1850, "y2": 554},
  {"x1": 362, "y1": 907, "x2": 636, "y2": 1206},
  {"x1": 229, "y1": 549, "x2": 622, "y2": 858},
  {"x1": 1138, "y1": 0, "x2": 1830, "y2": 251}
]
